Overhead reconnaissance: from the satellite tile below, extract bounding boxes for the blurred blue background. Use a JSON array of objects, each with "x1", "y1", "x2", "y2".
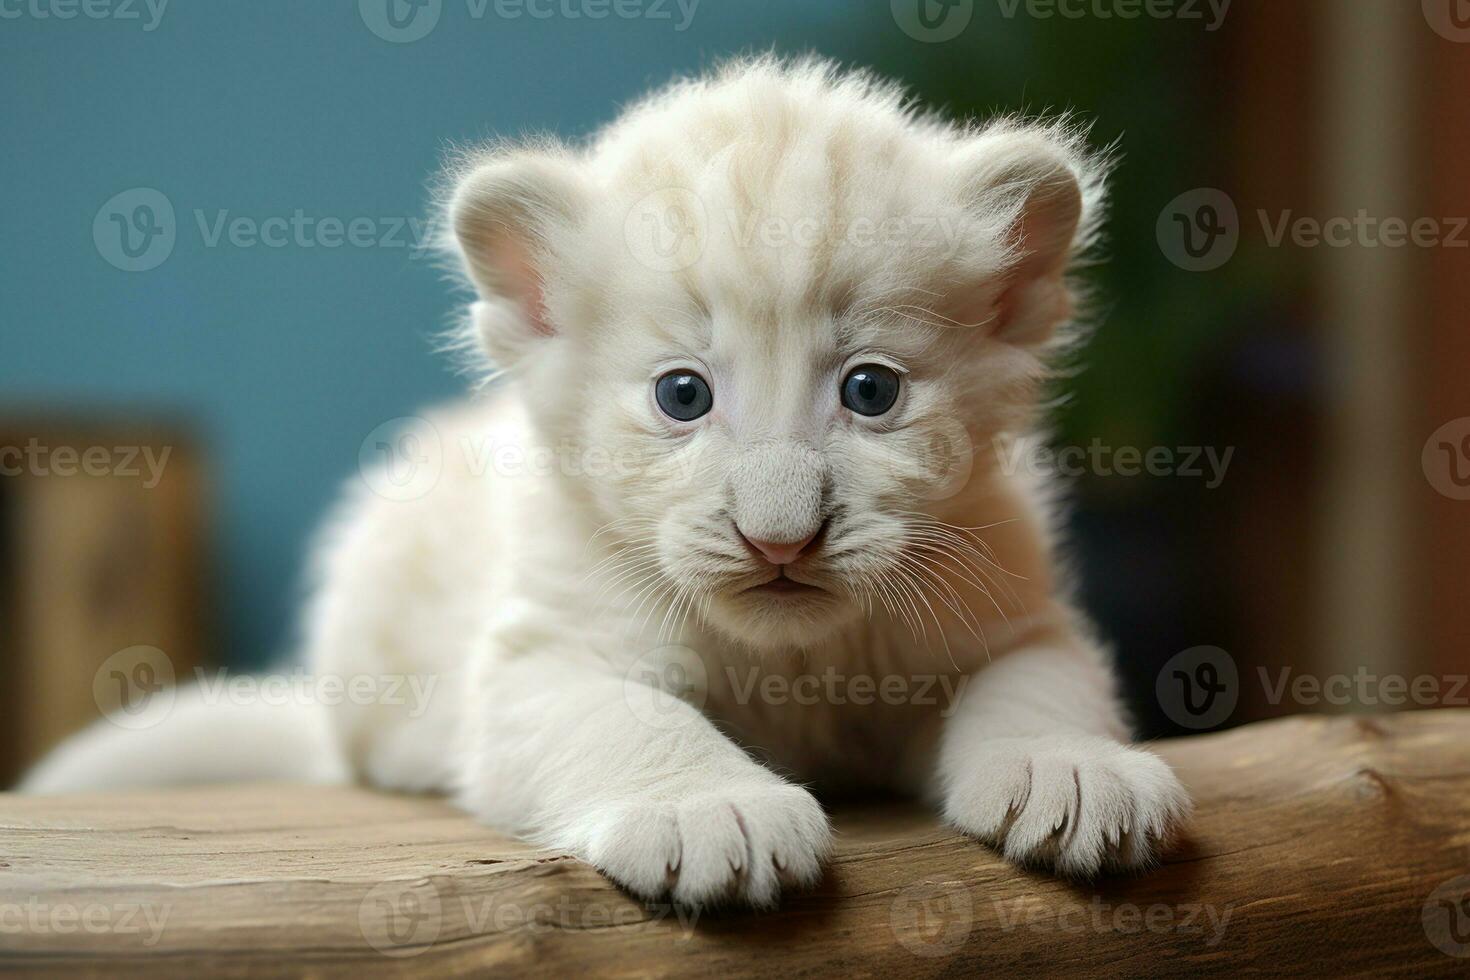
[{"x1": 3, "y1": 1, "x2": 879, "y2": 665}]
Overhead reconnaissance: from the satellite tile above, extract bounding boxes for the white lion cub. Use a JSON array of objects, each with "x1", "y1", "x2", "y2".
[{"x1": 24, "y1": 59, "x2": 1190, "y2": 909}]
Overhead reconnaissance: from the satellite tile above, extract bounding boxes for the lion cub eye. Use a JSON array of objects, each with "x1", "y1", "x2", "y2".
[
  {"x1": 655, "y1": 371, "x2": 713, "y2": 422},
  {"x1": 840, "y1": 364, "x2": 901, "y2": 417}
]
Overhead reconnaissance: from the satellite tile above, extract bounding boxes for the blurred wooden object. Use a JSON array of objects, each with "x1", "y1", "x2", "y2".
[
  {"x1": 1420, "y1": 10, "x2": 1470, "y2": 680},
  {"x1": 1, "y1": 711, "x2": 1466, "y2": 976},
  {"x1": 1203, "y1": 0, "x2": 1325, "y2": 725},
  {"x1": 0, "y1": 419, "x2": 209, "y2": 787}
]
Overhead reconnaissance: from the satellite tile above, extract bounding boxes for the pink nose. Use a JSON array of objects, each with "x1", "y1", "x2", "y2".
[{"x1": 739, "y1": 529, "x2": 819, "y2": 566}]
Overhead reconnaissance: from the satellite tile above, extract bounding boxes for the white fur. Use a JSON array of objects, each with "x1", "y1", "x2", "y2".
[
  {"x1": 20, "y1": 685, "x2": 348, "y2": 793},
  {"x1": 21, "y1": 58, "x2": 1189, "y2": 908}
]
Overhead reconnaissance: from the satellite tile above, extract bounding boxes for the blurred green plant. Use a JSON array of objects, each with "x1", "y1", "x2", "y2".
[{"x1": 849, "y1": 9, "x2": 1282, "y2": 457}]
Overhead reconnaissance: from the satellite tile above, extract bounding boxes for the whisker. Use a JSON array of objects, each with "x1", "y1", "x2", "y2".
[{"x1": 894, "y1": 553, "x2": 977, "y2": 667}]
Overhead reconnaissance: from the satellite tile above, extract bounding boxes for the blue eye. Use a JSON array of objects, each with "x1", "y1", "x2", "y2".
[
  {"x1": 655, "y1": 371, "x2": 713, "y2": 422},
  {"x1": 841, "y1": 364, "x2": 901, "y2": 417}
]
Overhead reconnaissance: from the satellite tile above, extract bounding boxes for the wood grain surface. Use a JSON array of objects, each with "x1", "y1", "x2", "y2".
[{"x1": 1, "y1": 711, "x2": 1468, "y2": 977}]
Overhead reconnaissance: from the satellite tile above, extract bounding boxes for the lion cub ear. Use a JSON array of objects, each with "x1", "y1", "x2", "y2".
[
  {"x1": 948, "y1": 125, "x2": 1100, "y2": 346},
  {"x1": 447, "y1": 147, "x2": 588, "y2": 366}
]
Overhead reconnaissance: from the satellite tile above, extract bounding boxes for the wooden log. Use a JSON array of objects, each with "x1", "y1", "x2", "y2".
[{"x1": 1, "y1": 710, "x2": 1468, "y2": 977}]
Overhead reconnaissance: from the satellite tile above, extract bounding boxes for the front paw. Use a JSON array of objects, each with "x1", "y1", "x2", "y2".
[
  {"x1": 941, "y1": 735, "x2": 1191, "y2": 877},
  {"x1": 580, "y1": 783, "x2": 831, "y2": 910}
]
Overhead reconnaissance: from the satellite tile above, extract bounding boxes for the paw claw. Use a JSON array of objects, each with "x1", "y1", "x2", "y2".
[
  {"x1": 582, "y1": 783, "x2": 830, "y2": 910},
  {"x1": 944, "y1": 736, "x2": 1191, "y2": 877}
]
